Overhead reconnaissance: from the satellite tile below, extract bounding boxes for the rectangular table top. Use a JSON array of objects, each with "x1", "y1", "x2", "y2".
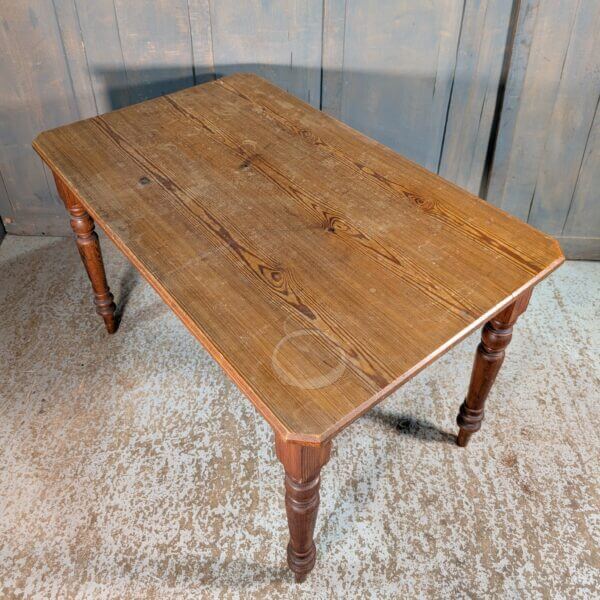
[{"x1": 33, "y1": 73, "x2": 564, "y2": 443}]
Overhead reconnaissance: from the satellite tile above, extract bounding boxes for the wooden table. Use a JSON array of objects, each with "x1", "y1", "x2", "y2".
[{"x1": 33, "y1": 73, "x2": 564, "y2": 582}]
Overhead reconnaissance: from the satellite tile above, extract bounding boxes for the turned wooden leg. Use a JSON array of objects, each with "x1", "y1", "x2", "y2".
[
  {"x1": 53, "y1": 173, "x2": 117, "y2": 334},
  {"x1": 275, "y1": 434, "x2": 331, "y2": 583},
  {"x1": 457, "y1": 289, "x2": 532, "y2": 447}
]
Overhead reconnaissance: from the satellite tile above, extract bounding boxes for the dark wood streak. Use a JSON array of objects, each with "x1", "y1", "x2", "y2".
[
  {"x1": 218, "y1": 78, "x2": 546, "y2": 275},
  {"x1": 91, "y1": 116, "x2": 393, "y2": 390},
  {"x1": 163, "y1": 95, "x2": 482, "y2": 321},
  {"x1": 93, "y1": 118, "x2": 315, "y2": 315}
]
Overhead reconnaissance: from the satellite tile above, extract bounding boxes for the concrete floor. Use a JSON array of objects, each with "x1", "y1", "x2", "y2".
[{"x1": 0, "y1": 234, "x2": 599, "y2": 599}]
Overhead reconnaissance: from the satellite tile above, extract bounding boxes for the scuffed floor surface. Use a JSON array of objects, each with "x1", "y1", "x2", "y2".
[{"x1": 0, "y1": 234, "x2": 598, "y2": 599}]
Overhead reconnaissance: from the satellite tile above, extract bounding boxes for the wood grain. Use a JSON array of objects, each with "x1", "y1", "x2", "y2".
[
  {"x1": 486, "y1": 0, "x2": 580, "y2": 221},
  {"x1": 73, "y1": 0, "x2": 131, "y2": 113},
  {"x1": 526, "y1": 0, "x2": 600, "y2": 234},
  {"x1": 53, "y1": 0, "x2": 98, "y2": 120},
  {"x1": 187, "y1": 0, "x2": 216, "y2": 82},
  {"x1": 1, "y1": 1, "x2": 596, "y2": 256},
  {"x1": 0, "y1": 0, "x2": 79, "y2": 235},
  {"x1": 486, "y1": 0, "x2": 600, "y2": 243},
  {"x1": 321, "y1": 0, "x2": 347, "y2": 118},
  {"x1": 561, "y1": 87, "x2": 600, "y2": 250},
  {"x1": 33, "y1": 73, "x2": 564, "y2": 443}
]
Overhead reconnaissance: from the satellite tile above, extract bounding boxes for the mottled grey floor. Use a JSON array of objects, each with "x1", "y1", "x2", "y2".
[{"x1": 0, "y1": 234, "x2": 598, "y2": 599}]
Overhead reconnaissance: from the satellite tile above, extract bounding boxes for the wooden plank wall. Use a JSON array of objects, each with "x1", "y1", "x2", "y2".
[
  {"x1": 0, "y1": 1, "x2": 598, "y2": 258},
  {"x1": 487, "y1": 0, "x2": 600, "y2": 259}
]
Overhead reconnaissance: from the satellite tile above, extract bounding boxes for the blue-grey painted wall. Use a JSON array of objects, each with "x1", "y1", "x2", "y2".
[{"x1": 0, "y1": 1, "x2": 598, "y2": 258}]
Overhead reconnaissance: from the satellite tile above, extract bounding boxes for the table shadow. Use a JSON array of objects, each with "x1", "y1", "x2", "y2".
[
  {"x1": 114, "y1": 262, "x2": 138, "y2": 324},
  {"x1": 366, "y1": 409, "x2": 457, "y2": 445}
]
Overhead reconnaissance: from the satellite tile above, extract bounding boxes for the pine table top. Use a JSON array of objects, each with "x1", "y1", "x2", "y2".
[{"x1": 33, "y1": 73, "x2": 564, "y2": 443}]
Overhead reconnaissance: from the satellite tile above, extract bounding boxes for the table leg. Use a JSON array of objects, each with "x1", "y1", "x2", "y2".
[
  {"x1": 53, "y1": 173, "x2": 117, "y2": 334},
  {"x1": 275, "y1": 434, "x2": 332, "y2": 583},
  {"x1": 457, "y1": 289, "x2": 532, "y2": 447}
]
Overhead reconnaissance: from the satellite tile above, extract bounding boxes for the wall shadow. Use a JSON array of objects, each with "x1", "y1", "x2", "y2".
[{"x1": 95, "y1": 64, "x2": 504, "y2": 176}]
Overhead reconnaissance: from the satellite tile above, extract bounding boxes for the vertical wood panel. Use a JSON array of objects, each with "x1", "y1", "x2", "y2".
[
  {"x1": 485, "y1": 0, "x2": 537, "y2": 218},
  {"x1": 0, "y1": 0, "x2": 597, "y2": 256},
  {"x1": 321, "y1": 0, "x2": 347, "y2": 117},
  {"x1": 486, "y1": 0, "x2": 600, "y2": 257},
  {"x1": 210, "y1": 1, "x2": 323, "y2": 107},
  {"x1": 561, "y1": 100, "x2": 600, "y2": 247},
  {"x1": 0, "y1": 169, "x2": 13, "y2": 224},
  {"x1": 53, "y1": 0, "x2": 97, "y2": 119},
  {"x1": 187, "y1": 0, "x2": 216, "y2": 82},
  {"x1": 113, "y1": 0, "x2": 195, "y2": 104},
  {"x1": 74, "y1": 0, "x2": 130, "y2": 113},
  {"x1": 526, "y1": 0, "x2": 600, "y2": 234},
  {"x1": 338, "y1": 0, "x2": 463, "y2": 171},
  {"x1": 438, "y1": 0, "x2": 514, "y2": 194},
  {"x1": 486, "y1": 0, "x2": 581, "y2": 220},
  {"x1": 0, "y1": 0, "x2": 79, "y2": 234}
]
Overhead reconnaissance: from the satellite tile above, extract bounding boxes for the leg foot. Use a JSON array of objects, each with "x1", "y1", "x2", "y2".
[
  {"x1": 457, "y1": 289, "x2": 532, "y2": 446},
  {"x1": 53, "y1": 174, "x2": 117, "y2": 334},
  {"x1": 456, "y1": 426, "x2": 472, "y2": 448},
  {"x1": 275, "y1": 434, "x2": 331, "y2": 582}
]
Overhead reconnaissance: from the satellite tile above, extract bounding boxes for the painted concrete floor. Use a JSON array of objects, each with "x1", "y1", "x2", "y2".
[{"x1": 0, "y1": 234, "x2": 598, "y2": 599}]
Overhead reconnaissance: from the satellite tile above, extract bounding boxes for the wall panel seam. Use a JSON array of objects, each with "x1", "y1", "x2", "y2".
[
  {"x1": 436, "y1": 0, "x2": 467, "y2": 175},
  {"x1": 51, "y1": 0, "x2": 80, "y2": 120},
  {"x1": 527, "y1": 0, "x2": 582, "y2": 226},
  {"x1": 111, "y1": 0, "x2": 130, "y2": 92},
  {"x1": 73, "y1": 0, "x2": 99, "y2": 114},
  {"x1": 185, "y1": 0, "x2": 197, "y2": 84}
]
